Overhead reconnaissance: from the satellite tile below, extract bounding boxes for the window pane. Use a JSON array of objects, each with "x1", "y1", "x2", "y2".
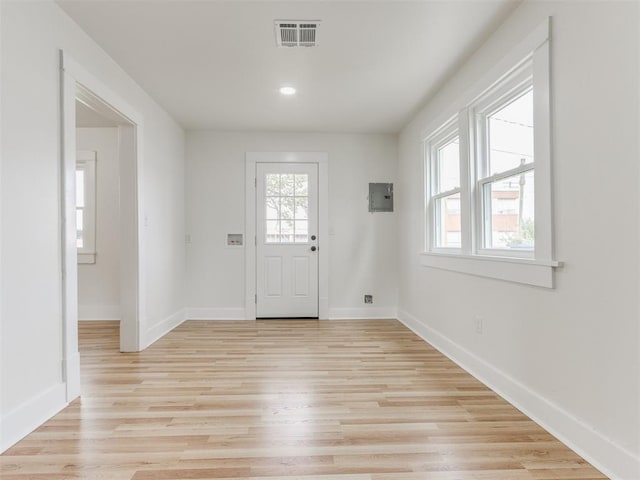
[
  {"x1": 446, "y1": 197, "x2": 460, "y2": 215},
  {"x1": 281, "y1": 219, "x2": 294, "y2": 243},
  {"x1": 265, "y1": 197, "x2": 280, "y2": 219},
  {"x1": 266, "y1": 174, "x2": 280, "y2": 196},
  {"x1": 266, "y1": 220, "x2": 280, "y2": 243},
  {"x1": 295, "y1": 197, "x2": 308, "y2": 219},
  {"x1": 76, "y1": 169, "x2": 85, "y2": 208},
  {"x1": 483, "y1": 170, "x2": 534, "y2": 250},
  {"x1": 280, "y1": 197, "x2": 294, "y2": 219},
  {"x1": 294, "y1": 174, "x2": 308, "y2": 196},
  {"x1": 437, "y1": 137, "x2": 460, "y2": 192},
  {"x1": 280, "y1": 174, "x2": 294, "y2": 196},
  {"x1": 76, "y1": 208, "x2": 84, "y2": 248},
  {"x1": 434, "y1": 192, "x2": 461, "y2": 248},
  {"x1": 488, "y1": 89, "x2": 534, "y2": 175},
  {"x1": 294, "y1": 220, "x2": 308, "y2": 243}
]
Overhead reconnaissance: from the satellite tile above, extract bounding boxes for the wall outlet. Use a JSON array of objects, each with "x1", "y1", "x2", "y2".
[
  {"x1": 475, "y1": 316, "x2": 484, "y2": 334},
  {"x1": 364, "y1": 294, "x2": 373, "y2": 304}
]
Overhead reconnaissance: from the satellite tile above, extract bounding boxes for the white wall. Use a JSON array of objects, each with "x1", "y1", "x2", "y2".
[
  {"x1": 397, "y1": 2, "x2": 639, "y2": 479},
  {"x1": 186, "y1": 131, "x2": 397, "y2": 319},
  {"x1": 0, "y1": 0, "x2": 185, "y2": 451},
  {"x1": 76, "y1": 128, "x2": 121, "y2": 320}
]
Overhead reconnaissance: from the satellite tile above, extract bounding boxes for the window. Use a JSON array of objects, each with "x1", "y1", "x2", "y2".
[
  {"x1": 265, "y1": 173, "x2": 309, "y2": 243},
  {"x1": 76, "y1": 151, "x2": 96, "y2": 264},
  {"x1": 422, "y1": 19, "x2": 558, "y2": 288},
  {"x1": 473, "y1": 70, "x2": 535, "y2": 256},
  {"x1": 425, "y1": 121, "x2": 461, "y2": 251}
]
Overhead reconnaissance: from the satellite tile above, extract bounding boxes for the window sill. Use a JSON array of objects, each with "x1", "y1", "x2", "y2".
[
  {"x1": 78, "y1": 253, "x2": 96, "y2": 264},
  {"x1": 419, "y1": 252, "x2": 561, "y2": 288}
]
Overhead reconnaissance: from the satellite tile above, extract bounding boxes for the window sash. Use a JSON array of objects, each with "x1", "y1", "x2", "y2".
[
  {"x1": 473, "y1": 67, "x2": 533, "y2": 181},
  {"x1": 477, "y1": 165, "x2": 535, "y2": 258},
  {"x1": 432, "y1": 190, "x2": 462, "y2": 249},
  {"x1": 431, "y1": 133, "x2": 460, "y2": 195},
  {"x1": 473, "y1": 77, "x2": 536, "y2": 257},
  {"x1": 425, "y1": 118, "x2": 461, "y2": 253}
]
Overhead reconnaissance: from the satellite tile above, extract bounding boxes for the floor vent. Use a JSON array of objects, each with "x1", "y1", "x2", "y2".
[{"x1": 275, "y1": 20, "x2": 320, "y2": 47}]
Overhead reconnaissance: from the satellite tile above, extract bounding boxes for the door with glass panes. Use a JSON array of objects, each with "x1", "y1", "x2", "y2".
[{"x1": 256, "y1": 163, "x2": 318, "y2": 318}]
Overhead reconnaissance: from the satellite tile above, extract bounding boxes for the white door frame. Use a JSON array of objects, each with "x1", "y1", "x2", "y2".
[
  {"x1": 245, "y1": 152, "x2": 328, "y2": 320},
  {"x1": 60, "y1": 51, "x2": 145, "y2": 402}
]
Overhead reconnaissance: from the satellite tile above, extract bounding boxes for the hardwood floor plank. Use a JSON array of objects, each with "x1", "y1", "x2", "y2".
[{"x1": 0, "y1": 320, "x2": 608, "y2": 479}]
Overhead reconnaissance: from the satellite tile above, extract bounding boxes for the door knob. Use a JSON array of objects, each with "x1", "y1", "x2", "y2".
[
  {"x1": 310, "y1": 246, "x2": 317, "y2": 252},
  {"x1": 311, "y1": 235, "x2": 316, "y2": 240}
]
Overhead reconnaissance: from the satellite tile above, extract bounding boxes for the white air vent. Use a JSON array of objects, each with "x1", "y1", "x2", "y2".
[{"x1": 275, "y1": 20, "x2": 320, "y2": 47}]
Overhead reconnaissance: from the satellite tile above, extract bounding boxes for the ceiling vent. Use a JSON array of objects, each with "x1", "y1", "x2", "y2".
[{"x1": 275, "y1": 20, "x2": 320, "y2": 47}]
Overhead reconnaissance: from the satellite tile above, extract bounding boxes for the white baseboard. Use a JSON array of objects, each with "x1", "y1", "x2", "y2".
[
  {"x1": 78, "y1": 304, "x2": 120, "y2": 321},
  {"x1": 142, "y1": 308, "x2": 187, "y2": 349},
  {"x1": 185, "y1": 306, "x2": 397, "y2": 321},
  {"x1": 187, "y1": 307, "x2": 249, "y2": 320},
  {"x1": 397, "y1": 309, "x2": 640, "y2": 480},
  {"x1": 328, "y1": 307, "x2": 397, "y2": 320},
  {"x1": 0, "y1": 383, "x2": 67, "y2": 453}
]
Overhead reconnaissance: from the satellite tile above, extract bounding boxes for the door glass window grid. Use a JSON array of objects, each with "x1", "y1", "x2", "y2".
[{"x1": 265, "y1": 173, "x2": 309, "y2": 243}]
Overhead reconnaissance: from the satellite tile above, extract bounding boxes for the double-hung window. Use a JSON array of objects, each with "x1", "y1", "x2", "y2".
[
  {"x1": 76, "y1": 151, "x2": 97, "y2": 264},
  {"x1": 426, "y1": 121, "x2": 462, "y2": 250},
  {"x1": 473, "y1": 64, "x2": 535, "y2": 256},
  {"x1": 422, "y1": 19, "x2": 558, "y2": 288}
]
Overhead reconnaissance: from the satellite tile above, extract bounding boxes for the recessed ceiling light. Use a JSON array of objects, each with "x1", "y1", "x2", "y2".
[{"x1": 280, "y1": 86, "x2": 296, "y2": 96}]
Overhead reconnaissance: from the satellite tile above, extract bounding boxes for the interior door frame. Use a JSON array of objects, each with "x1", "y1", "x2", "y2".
[
  {"x1": 245, "y1": 152, "x2": 328, "y2": 320},
  {"x1": 60, "y1": 51, "x2": 145, "y2": 402}
]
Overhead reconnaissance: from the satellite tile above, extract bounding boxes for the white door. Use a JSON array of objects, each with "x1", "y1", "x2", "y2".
[{"x1": 256, "y1": 163, "x2": 319, "y2": 318}]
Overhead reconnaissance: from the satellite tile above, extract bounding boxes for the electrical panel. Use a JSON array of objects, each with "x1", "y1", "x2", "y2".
[{"x1": 368, "y1": 183, "x2": 393, "y2": 212}]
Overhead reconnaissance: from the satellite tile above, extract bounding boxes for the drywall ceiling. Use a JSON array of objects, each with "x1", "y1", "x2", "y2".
[{"x1": 58, "y1": 1, "x2": 520, "y2": 133}]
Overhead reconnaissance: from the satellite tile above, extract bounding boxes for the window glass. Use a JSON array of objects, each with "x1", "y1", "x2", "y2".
[
  {"x1": 488, "y1": 89, "x2": 534, "y2": 175},
  {"x1": 265, "y1": 173, "x2": 309, "y2": 243},
  {"x1": 76, "y1": 157, "x2": 97, "y2": 262},
  {"x1": 76, "y1": 170, "x2": 85, "y2": 207},
  {"x1": 437, "y1": 137, "x2": 460, "y2": 192},
  {"x1": 483, "y1": 170, "x2": 535, "y2": 250},
  {"x1": 76, "y1": 209, "x2": 84, "y2": 248},
  {"x1": 435, "y1": 192, "x2": 461, "y2": 248},
  {"x1": 76, "y1": 168, "x2": 86, "y2": 249}
]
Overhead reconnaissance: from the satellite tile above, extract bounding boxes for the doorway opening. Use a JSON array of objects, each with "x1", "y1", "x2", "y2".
[
  {"x1": 60, "y1": 52, "x2": 143, "y2": 402},
  {"x1": 75, "y1": 94, "x2": 128, "y2": 353}
]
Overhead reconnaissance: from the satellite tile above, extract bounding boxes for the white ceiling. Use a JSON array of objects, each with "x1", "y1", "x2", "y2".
[{"x1": 58, "y1": 1, "x2": 520, "y2": 134}]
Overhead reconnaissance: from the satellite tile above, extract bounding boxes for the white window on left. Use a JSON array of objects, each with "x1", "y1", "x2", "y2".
[
  {"x1": 425, "y1": 119, "x2": 462, "y2": 251},
  {"x1": 76, "y1": 151, "x2": 97, "y2": 264}
]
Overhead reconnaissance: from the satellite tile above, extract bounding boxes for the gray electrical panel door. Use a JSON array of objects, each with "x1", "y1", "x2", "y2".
[{"x1": 369, "y1": 183, "x2": 393, "y2": 212}]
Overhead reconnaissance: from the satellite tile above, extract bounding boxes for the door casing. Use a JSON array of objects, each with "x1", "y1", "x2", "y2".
[
  {"x1": 245, "y1": 152, "x2": 328, "y2": 320},
  {"x1": 60, "y1": 51, "x2": 145, "y2": 404}
]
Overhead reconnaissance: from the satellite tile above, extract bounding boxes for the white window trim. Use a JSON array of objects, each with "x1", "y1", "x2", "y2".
[
  {"x1": 77, "y1": 150, "x2": 97, "y2": 264},
  {"x1": 420, "y1": 18, "x2": 561, "y2": 288}
]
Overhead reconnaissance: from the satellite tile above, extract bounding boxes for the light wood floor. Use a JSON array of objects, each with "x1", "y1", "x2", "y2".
[{"x1": 1, "y1": 320, "x2": 606, "y2": 480}]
